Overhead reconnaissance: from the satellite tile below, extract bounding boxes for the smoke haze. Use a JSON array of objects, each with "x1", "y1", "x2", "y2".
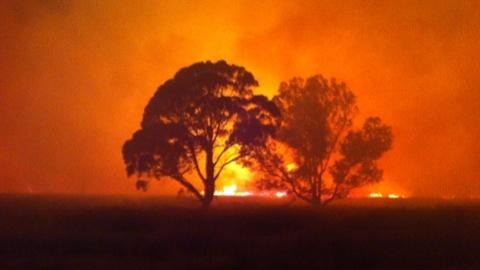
[{"x1": 1, "y1": 0, "x2": 479, "y2": 196}]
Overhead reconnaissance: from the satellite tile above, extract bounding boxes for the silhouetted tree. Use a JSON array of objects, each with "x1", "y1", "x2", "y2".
[
  {"x1": 251, "y1": 76, "x2": 393, "y2": 206},
  {"x1": 122, "y1": 60, "x2": 279, "y2": 207}
]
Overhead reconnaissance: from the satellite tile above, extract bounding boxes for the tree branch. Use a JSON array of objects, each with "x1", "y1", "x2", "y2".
[
  {"x1": 173, "y1": 175, "x2": 203, "y2": 202},
  {"x1": 213, "y1": 144, "x2": 233, "y2": 167},
  {"x1": 187, "y1": 141, "x2": 206, "y2": 183},
  {"x1": 213, "y1": 154, "x2": 244, "y2": 180},
  {"x1": 212, "y1": 120, "x2": 228, "y2": 145},
  {"x1": 278, "y1": 166, "x2": 311, "y2": 203},
  {"x1": 323, "y1": 182, "x2": 340, "y2": 206},
  {"x1": 319, "y1": 115, "x2": 350, "y2": 175}
]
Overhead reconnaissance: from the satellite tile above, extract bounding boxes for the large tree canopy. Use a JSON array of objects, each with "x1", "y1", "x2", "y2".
[
  {"x1": 122, "y1": 60, "x2": 279, "y2": 207},
  {"x1": 252, "y1": 75, "x2": 393, "y2": 205}
]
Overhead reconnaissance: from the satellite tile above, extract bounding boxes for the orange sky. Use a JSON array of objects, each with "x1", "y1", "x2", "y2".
[{"x1": 1, "y1": 0, "x2": 479, "y2": 197}]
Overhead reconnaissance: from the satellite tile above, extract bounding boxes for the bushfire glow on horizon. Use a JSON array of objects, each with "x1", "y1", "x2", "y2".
[
  {"x1": 212, "y1": 185, "x2": 402, "y2": 199},
  {"x1": 1, "y1": 1, "x2": 480, "y2": 198},
  {"x1": 210, "y1": 161, "x2": 407, "y2": 199}
]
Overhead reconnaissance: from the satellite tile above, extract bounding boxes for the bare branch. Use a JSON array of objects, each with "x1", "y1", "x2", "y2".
[
  {"x1": 187, "y1": 141, "x2": 206, "y2": 183},
  {"x1": 212, "y1": 119, "x2": 229, "y2": 144},
  {"x1": 213, "y1": 144, "x2": 233, "y2": 167},
  {"x1": 173, "y1": 175, "x2": 203, "y2": 201},
  {"x1": 319, "y1": 115, "x2": 349, "y2": 175},
  {"x1": 277, "y1": 166, "x2": 311, "y2": 202},
  {"x1": 213, "y1": 154, "x2": 244, "y2": 180},
  {"x1": 323, "y1": 183, "x2": 340, "y2": 206}
]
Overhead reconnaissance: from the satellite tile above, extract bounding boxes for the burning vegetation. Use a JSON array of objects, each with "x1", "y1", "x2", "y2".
[{"x1": 123, "y1": 60, "x2": 393, "y2": 207}]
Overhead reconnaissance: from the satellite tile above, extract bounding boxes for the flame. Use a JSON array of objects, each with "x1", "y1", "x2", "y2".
[
  {"x1": 285, "y1": 162, "x2": 298, "y2": 172},
  {"x1": 368, "y1": 192, "x2": 403, "y2": 199},
  {"x1": 223, "y1": 184, "x2": 237, "y2": 195},
  {"x1": 214, "y1": 160, "x2": 254, "y2": 197},
  {"x1": 215, "y1": 183, "x2": 253, "y2": 197},
  {"x1": 368, "y1": 192, "x2": 383, "y2": 198},
  {"x1": 213, "y1": 144, "x2": 295, "y2": 198},
  {"x1": 216, "y1": 156, "x2": 407, "y2": 200}
]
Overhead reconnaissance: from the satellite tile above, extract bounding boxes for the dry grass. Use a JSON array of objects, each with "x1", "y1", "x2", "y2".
[{"x1": 1, "y1": 194, "x2": 479, "y2": 269}]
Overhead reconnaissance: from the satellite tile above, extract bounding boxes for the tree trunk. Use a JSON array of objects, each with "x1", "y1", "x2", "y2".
[
  {"x1": 202, "y1": 147, "x2": 215, "y2": 208},
  {"x1": 311, "y1": 177, "x2": 320, "y2": 206},
  {"x1": 202, "y1": 180, "x2": 215, "y2": 208},
  {"x1": 311, "y1": 195, "x2": 321, "y2": 206}
]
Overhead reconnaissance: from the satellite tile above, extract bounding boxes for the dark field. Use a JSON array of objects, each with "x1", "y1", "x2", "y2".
[{"x1": 1, "y1": 195, "x2": 480, "y2": 269}]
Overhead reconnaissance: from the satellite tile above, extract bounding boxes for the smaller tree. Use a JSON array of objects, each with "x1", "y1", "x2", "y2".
[
  {"x1": 251, "y1": 75, "x2": 393, "y2": 206},
  {"x1": 327, "y1": 116, "x2": 393, "y2": 203}
]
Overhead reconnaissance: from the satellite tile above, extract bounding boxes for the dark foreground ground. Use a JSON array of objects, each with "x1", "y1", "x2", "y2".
[{"x1": 1, "y1": 195, "x2": 480, "y2": 269}]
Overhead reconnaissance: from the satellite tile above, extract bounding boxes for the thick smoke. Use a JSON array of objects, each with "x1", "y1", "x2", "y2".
[{"x1": 1, "y1": 0, "x2": 479, "y2": 196}]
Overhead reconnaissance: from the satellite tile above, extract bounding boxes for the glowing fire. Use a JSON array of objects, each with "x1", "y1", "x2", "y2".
[
  {"x1": 223, "y1": 184, "x2": 237, "y2": 195},
  {"x1": 215, "y1": 159, "x2": 404, "y2": 200},
  {"x1": 213, "y1": 183, "x2": 289, "y2": 198},
  {"x1": 368, "y1": 192, "x2": 402, "y2": 199},
  {"x1": 213, "y1": 149, "x2": 293, "y2": 198},
  {"x1": 285, "y1": 162, "x2": 298, "y2": 172},
  {"x1": 368, "y1": 192, "x2": 383, "y2": 198},
  {"x1": 215, "y1": 184, "x2": 253, "y2": 197}
]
